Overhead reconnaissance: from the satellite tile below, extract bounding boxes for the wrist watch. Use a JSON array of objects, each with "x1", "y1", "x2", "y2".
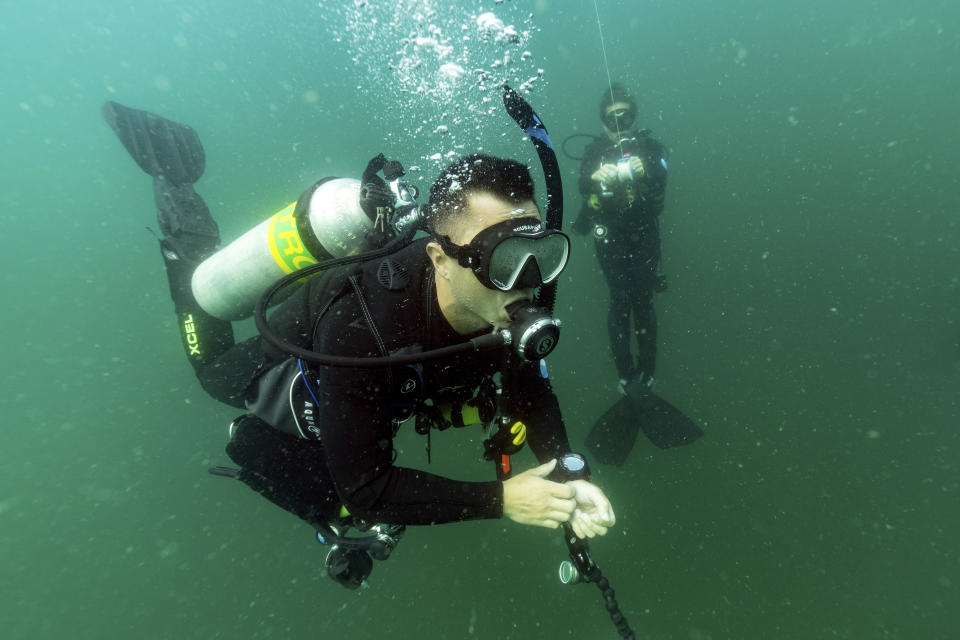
[{"x1": 553, "y1": 452, "x2": 591, "y2": 482}]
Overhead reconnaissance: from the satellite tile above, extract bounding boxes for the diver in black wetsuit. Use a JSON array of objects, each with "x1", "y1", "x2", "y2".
[
  {"x1": 572, "y1": 83, "x2": 669, "y2": 393},
  {"x1": 569, "y1": 86, "x2": 703, "y2": 464},
  {"x1": 103, "y1": 102, "x2": 617, "y2": 589}
]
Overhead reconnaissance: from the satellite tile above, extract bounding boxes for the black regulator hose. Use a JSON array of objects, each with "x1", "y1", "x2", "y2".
[{"x1": 560, "y1": 133, "x2": 602, "y2": 162}]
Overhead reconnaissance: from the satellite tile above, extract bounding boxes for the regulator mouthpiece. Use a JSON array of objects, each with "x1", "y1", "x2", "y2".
[{"x1": 504, "y1": 300, "x2": 561, "y2": 361}]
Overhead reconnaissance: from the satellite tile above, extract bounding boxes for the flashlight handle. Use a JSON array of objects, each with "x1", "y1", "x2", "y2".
[
  {"x1": 560, "y1": 525, "x2": 635, "y2": 639},
  {"x1": 562, "y1": 524, "x2": 598, "y2": 580}
]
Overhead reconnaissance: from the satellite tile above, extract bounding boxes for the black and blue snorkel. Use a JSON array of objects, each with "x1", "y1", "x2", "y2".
[{"x1": 501, "y1": 84, "x2": 563, "y2": 314}]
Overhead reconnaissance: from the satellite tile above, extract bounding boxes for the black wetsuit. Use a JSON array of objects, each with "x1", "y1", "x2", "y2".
[
  {"x1": 213, "y1": 239, "x2": 571, "y2": 528},
  {"x1": 573, "y1": 132, "x2": 668, "y2": 382}
]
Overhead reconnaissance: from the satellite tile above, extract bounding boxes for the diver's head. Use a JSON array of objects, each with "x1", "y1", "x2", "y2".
[
  {"x1": 426, "y1": 154, "x2": 535, "y2": 237},
  {"x1": 599, "y1": 83, "x2": 638, "y2": 141},
  {"x1": 425, "y1": 155, "x2": 569, "y2": 333}
]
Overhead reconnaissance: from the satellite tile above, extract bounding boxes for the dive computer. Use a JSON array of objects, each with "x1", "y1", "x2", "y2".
[{"x1": 551, "y1": 452, "x2": 591, "y2": 482}]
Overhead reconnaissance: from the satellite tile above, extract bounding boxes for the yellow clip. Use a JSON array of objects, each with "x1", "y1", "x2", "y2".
[{"x1": 510, "y1": 421, "x2": 527, "y2": 446}]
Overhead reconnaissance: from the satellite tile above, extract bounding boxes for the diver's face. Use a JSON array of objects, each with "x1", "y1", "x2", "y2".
[
  {"x1": 602, "y1": 101, "x2": 637, "y2": 140},
  {"x1": 436, "y1": 192, "x2": 540, "y2": 331}
]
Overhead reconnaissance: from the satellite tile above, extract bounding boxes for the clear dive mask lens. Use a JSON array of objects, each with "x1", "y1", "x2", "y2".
[{"x1": 488, "y1": 232, "x2": 570, "y2": 291}]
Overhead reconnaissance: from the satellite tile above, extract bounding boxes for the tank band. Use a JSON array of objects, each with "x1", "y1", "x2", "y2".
[
  {"x1": 294, "y1": 178, "x2": 338, "y2": 264},
  {"x1": 266, "y1": 202, "x2": 318, "y2": 274}
]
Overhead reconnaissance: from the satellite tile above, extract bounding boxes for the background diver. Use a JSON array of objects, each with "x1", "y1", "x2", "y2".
[
  {"x1": 569, "y1": 82, "x2": 703, "y2": 464},
  {"x1": 102, "y1": 100, "x2": 617, "y2": 591}
]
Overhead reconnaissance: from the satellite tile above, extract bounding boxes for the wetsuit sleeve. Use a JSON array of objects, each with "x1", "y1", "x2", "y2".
[
  {"x1": 312, "y1": 292, "x2": 503, "y2": 526},
  {"x1": 511, "y1": 362, "x2": 572, "y2": 463}
]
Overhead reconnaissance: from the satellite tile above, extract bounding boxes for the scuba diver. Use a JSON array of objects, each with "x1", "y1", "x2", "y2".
[
  {"x1": 101, "y1": 99, "x2": 617, "y2": 591},
  {"x1": 569, "y1": 83, "x2": 703, "y2": 464}
]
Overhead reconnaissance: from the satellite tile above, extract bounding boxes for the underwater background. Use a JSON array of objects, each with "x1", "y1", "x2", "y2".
[{"x1": 2, "y1": 0, "x2": 957, "y2": 637}]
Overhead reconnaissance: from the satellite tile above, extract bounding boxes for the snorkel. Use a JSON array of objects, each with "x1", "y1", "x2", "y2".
[
  {"x1": 501, "y1": 84, "x2": 563, "y2": 314},
  {"x1": 254, "y1": 84, "x2": 564, "y2": 366}
]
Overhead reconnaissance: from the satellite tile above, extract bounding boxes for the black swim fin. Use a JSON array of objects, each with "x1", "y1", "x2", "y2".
[
  {"x1": 101, "y1": 100, "x2": 205, "y2": 185},
  {"x1": 628, "y1": 380, "x2": 704, "y2": 450},
  {"x1": 208, "y1": 466, "x2": 241, "y2": 478},
  {"x1": 102, "y1": 100, "x2": 219, "y2": 258},
  {"x1": 585, "y1": 379, "x2": 704, "y2": 465},
  {"x1": 585, "y1": 393, "x2": 641, "y2": 465}
]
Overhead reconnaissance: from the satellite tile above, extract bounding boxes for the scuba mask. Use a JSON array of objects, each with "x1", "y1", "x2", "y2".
[
  {"x1": 436, "y1": 217, "x2": 570, "y2": 292},
  {"x1": 602, "y1": 106, "x2": 636, "y2": 132}
]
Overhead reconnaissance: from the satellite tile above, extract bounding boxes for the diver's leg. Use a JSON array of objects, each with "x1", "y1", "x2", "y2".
[
  {"x1": 633, "y1": 287, "x2": 658, "y2": 381},
  {"x1": 151, "y1": 168, "x2": 238, "y2": 387},
  {"x1": 159, "y1": 234, "x2": 233, "y2": 365},
  {"x1": 606, "y1": 286, "x2": 635, "y2": 380},
  {"x1": 597, "y1": 245, "x2": 637, "y2": 381},
  {"x1": 102, "y1": 101, "x2": 241, "y2": 394},
  {"x1": 225, "y1": 415, "x2": 341, "y2": 528},
  {"x1": 632, "y1": 221, "x2": 662, "y2": 382}
]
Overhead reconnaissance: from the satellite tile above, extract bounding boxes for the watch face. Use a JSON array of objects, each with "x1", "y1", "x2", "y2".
[{"x1": 563, "y1": 454, "x2": 585, "y2": 473}]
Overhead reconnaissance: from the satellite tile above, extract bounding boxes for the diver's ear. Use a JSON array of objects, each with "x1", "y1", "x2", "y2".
[{"x1": 425, "y1": 241, "x2": 450, "y2": 279}]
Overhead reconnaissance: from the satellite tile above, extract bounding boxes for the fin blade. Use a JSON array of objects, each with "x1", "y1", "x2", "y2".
[
  {"x1": 585, "y1": 395, "x2": 642, "y2": 466},
  {"x1": 101, "y1": 101, "x2": 205, "y2": 184},
  {"x1": 585, "y1": 382, "x2": 704, "y2": 465},
  {"x1": 626, "y1": 380, "x2": 704, "y2": 450}
]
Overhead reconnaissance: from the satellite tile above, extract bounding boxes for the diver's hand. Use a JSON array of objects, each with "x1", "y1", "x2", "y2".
[
  {"x1": 566, "y1": 480, "x2": 616, "y2": 538},
  {"x1": 502, "y1": 459, "x2": 576, "y2": 529},
  {"x1": 591, "y1": 164, "x2": 619, "y2": 184},
  {"x1": 628, "y1": 155, "x2": 645, "y2": 177}
]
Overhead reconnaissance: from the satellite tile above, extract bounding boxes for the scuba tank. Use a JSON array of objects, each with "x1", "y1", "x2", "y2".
[{"x1": 192, "y1": 156, "x2": 418, "y2": 321}]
